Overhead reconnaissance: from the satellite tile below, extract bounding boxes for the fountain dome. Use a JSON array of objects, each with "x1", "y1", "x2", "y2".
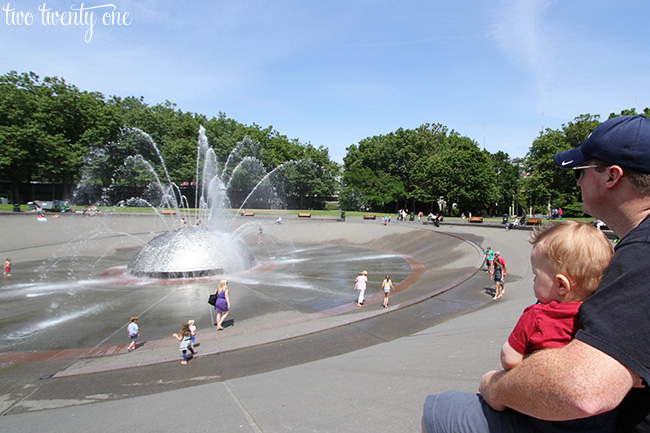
[{"x1": 127, "y1": 227, "x2": 256, "y2": 278}]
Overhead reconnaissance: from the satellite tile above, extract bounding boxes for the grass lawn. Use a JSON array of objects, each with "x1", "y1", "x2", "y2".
[{"x1": 0, "y1": 204, "x2": 597, "y2": 223}]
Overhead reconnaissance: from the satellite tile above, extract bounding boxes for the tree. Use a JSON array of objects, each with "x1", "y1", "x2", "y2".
[
  {"x1": 343, "y1": 124, "x2": 501, "y2": 214},
  {"x1": 489, "y1": 151, "x2": 521, "y2": 216},
  {"x1": 433, "y1": 135, "x2": 499, "y2": 215},
  {"x1": 0, "y1": 71, "x2": 112, "y2": 202}
]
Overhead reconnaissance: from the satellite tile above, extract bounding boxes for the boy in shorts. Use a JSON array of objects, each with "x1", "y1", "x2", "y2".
[
  {"x1": 127, "y1": 316, "x2": 139, "y2": 352},
  {"x1": 423, "y1": 221, "x2": 616, "y2": 433}
]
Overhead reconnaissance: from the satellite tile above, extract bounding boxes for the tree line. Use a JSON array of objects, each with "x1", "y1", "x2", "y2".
[
  {"x1": 1, "y1": 70, "x2": 647, "y2": 215},
  {"x1": 341, "y1": 109, "x2": 649, "y2": 217},
  {"x1": 0, "y1": 71, "x2": 338, "y2": 209}
]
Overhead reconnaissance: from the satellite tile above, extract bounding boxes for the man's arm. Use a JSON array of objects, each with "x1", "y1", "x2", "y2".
[{"x1": 479, "y1": 339, "x2": 637, "y2": 420}]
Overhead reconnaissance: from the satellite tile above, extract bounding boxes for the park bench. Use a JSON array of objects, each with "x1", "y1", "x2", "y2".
[
  {"x1": 469, "y1": 217, "x2": 483, "y2": 223},
  {"x1": 242, "y1": 212, "x2": 255, "y2": 216},
  {"x1": 526, "y1": 218, "x2": 542, "y2": 225},
  {"x1": 161, "y1": 210, "x2": 176, "y2": 215},
  {"x1": 363, "y1": 214, "x2": 376, "y2": 220},
  {"x1": 298, "y1": 213, "x2": 311, "y2": 218}
]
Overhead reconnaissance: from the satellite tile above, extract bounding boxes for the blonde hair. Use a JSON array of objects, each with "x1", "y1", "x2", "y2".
[
  {"x1": 187, "y1": 319, "x2": 195, "y2": 326},
  {"x1": 179, "y1": 322, "x2": 190, "y2": 337},
  {"x1": 217, "y1": 279, "x2": 228, "y2": 294},
  {"x1": 530, "y1": 221, "x2": 613, "y2": 299}
]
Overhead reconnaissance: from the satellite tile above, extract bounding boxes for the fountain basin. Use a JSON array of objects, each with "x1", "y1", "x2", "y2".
[{"x1": 127, "y1": 226, "x2": 256, "y2": 278}]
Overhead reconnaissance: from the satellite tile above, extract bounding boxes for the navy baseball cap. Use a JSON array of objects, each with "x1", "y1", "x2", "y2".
[{"x1": 554, "y1": 115, "x2": 650, "y2": 173}]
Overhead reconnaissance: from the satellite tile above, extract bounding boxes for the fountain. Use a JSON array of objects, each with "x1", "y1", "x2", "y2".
[
  {"x1": 128, "y1": 227, "x2": 255, "y2": 278},
  {"x1": 78, "y1": 126, "x2": 291, "y2": 278},
  {"x1": 0, "y1": 128, "x2": 417, "y2": 356},
  {"x1": 0, "y1": 125, "x2": 488, "y2": 413}
]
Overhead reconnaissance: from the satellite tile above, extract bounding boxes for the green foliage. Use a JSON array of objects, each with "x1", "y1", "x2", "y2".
[
  {"x1": 561, "y1": 201, "x2": 587, "y2": 218},
  {"x1": 489, "y1": 150, "x2": 521, "y2": 215},
  {"x1": 0, "y1": 71, "x2": 115, "y2": 201},
  {"x1": 523, "y1": 114, "x2": 604, "y2": 213},
  {"x1": 342, "y1": 124, "x2": 506, "y2": 214},
  {"x1": 0, "y1": 71, "x2": 337, "y2": 209},
  {"x1": 3, "y1": 70, "x2": 648, "y2": 215}
]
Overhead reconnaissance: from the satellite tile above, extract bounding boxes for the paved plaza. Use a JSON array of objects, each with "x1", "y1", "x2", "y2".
[{"x1": 0, "y1": 212, "x2": 538, "y2": 432}]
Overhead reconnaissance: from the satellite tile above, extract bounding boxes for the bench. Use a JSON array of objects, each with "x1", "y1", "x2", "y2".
[
  {"x1": 242, "y1": 212, "x2": 255, "y2": 216},
  {"x1": 363, "y1": 214, "x2": 376, "y2": 220},
  {"x1": 526, "y1": 218, "x2": 542, "y2": 225},
  {"x1": 469, "y1": 217, "x2": 483, "y2": 223},
  {"x1": 298, "y1": 213, "x2": 311, "y2": 218},
  {"x1": 161, "y1": 210, "x2": 176, "y2": 215}
]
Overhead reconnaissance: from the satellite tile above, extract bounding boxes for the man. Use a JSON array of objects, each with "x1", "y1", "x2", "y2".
[{"x1": 422, "y1": 115, "x2": 650, "y2": 433}]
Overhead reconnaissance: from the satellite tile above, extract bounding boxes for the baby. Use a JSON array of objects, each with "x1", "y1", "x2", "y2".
[{"x1": 498, "y1": 221, "x2": 616, "y2": 432}]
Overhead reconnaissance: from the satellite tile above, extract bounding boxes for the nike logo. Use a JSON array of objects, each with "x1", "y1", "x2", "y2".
[{"x1": 561, "y1": 160, "x2": 573, "y2": 166}]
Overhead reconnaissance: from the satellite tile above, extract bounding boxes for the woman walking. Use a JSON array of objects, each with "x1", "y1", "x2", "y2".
[
  {"x1": 381, "y1": 274, "x2": 394, "y2": 308},
  {"x1": 213, "y1": 279, "x2": 230, "y2": 330}
]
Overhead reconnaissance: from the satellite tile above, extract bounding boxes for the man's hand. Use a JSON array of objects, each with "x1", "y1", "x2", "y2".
[
  {"x1": 478, "y1": 341, "x2": 636, "y2": 420},
  {"x1": 479, "y1": 370, "x2": 507, "y2": 411}
]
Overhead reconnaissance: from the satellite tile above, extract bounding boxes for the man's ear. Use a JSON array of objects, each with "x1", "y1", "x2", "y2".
[
  {"x1": 606, "y1": 165, "x2": 625, "y2": 188},
  {"x1": 556, "y1": 274, "x2": 571, "y2": 295}
]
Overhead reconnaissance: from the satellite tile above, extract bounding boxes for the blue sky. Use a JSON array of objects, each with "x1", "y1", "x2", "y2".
[{"x1": 2, "y1": 0, "x2": 649, "y2": 163}]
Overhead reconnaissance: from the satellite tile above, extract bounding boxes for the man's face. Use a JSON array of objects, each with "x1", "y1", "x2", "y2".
[{"x1": 576, "y1": 162, "x2": 606, "y2": 217}]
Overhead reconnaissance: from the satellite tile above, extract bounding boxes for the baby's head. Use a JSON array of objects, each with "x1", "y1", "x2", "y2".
[
  {"x1": 188, "y1": 319, "x2": 195, "y2": 326},
  {"x1": 529, "y1": 221, "x2": 613, "y2": 303}
]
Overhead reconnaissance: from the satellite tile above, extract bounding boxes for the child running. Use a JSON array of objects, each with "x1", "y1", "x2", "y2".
[
  {"x1": 498, "y1": 221, "x2": 615, "y2": 432},
  {"x1": 4, "y1": 258, "x2": 12, "y2": 276},
  {"x1": 127, "y1": 316, "x2": 139, "y2": 352},
  {"x1": 173, "y1": 322, "x2": 196, "y2": 365}
]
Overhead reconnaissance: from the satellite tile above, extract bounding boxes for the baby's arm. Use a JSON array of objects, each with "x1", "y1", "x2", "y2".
[{"x1": 500, "y1": 341, "x2": 525, "y2": 370}]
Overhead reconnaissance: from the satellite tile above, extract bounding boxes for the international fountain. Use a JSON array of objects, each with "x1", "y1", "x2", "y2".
[
  {"x1": 0, "y1": 129, "x2": 489, "y2": 415},
  {"x1": 0, "y1": 128, "x2": 416, "y2": 355}
]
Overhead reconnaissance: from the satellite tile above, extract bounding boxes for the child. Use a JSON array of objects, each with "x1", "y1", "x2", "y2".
[
  {"x1": 484, "y1": 247, "x2": 494, "y2": 274},
  {"x1": 381, "y1": 274, "x2": 394, "y2": 308},
  {"x1": 172, "y1": 322, "x2": 196, "y2": 365},
  {"x1": 4, "y1": 258, "x2": 12, "y2": 276},
  {"x1": 127, "y1": 316, "x2": 139, "y2": 352},
  {"x1": 492, "y1": 256, "x2": 503, "y2": 300},
  {"x1": 188, "y1": 319, "x2": 197, "y2": 350},
  {"x1": 354, "y1": 270, "x2": 368, "y2": 307},
  {"x1": 497, "y1": 221, "x2": 616, "y2": 432}
]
